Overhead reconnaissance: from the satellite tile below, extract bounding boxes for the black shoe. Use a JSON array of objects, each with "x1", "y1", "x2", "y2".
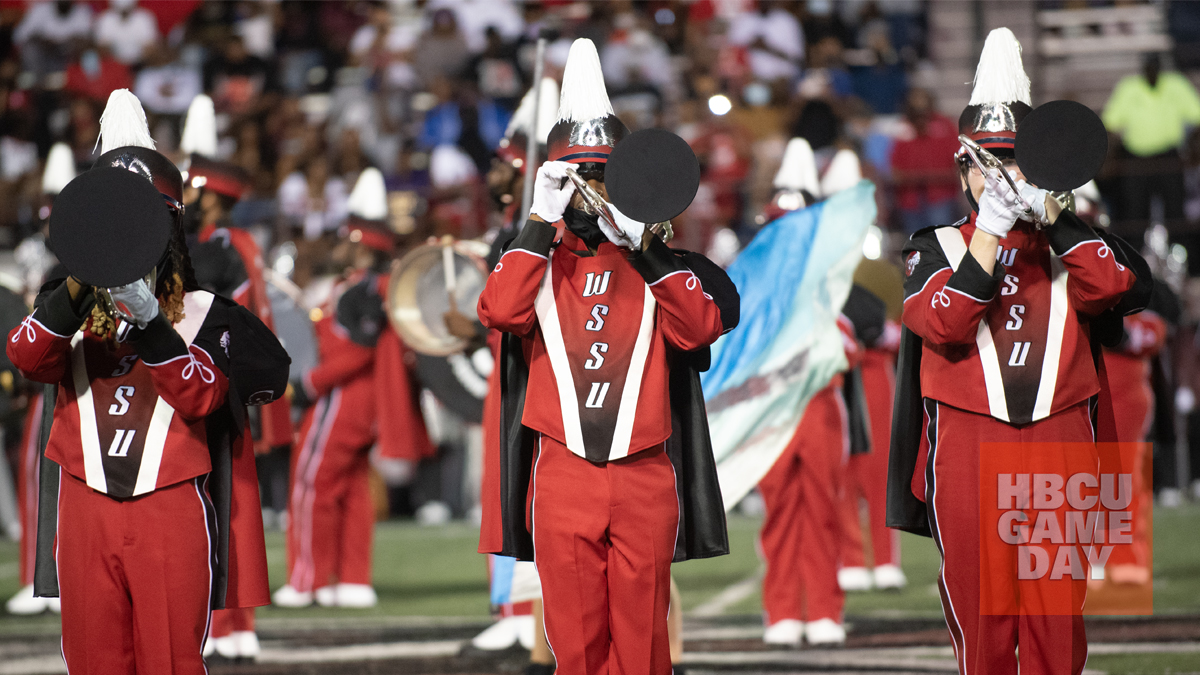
[{"x1": 673, "y1": 666, "x2": 687, "y2": 675}]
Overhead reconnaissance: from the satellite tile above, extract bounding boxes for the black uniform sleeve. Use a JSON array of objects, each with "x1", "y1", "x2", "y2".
[
  {"x1": 188, "y1": 300, "x2": 232, "y2": 377},
  {"x1": 31, "y1": 280, "x2": 94, "y2": 337}
]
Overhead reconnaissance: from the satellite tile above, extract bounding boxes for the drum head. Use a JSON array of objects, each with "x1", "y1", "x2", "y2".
[
  {"x1": 50, "y1": 168, "x2": 173, "y2": 287},
  {"x1": 606, "y1": 128, "x2": 701, "y2": 224},
  {"x1": 387, "y1": 242, "x2": 489, "y2": 356},
  {"x1": 1015, "y1": 100, "x2": 1108, "y2": 192}
]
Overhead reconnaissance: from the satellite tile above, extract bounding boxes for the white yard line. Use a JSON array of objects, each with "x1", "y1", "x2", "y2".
[
  {"x1": 258, "y1": 639, "x2": 465, "y2": 663},
  {"x1": 690, "y1": 569, "x2": 762, "y2": 617}
]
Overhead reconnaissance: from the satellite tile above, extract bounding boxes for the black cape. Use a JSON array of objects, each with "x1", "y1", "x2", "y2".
[
  {"x1": 494, "y1": 248, "x2": 738, "y2": 562},
  {"x1": 885, "y1": 220, "x2": 1153, "y2": 537}
]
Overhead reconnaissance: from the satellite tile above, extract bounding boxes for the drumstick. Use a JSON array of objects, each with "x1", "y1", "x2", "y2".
[{"x1": 442, "y1": 235, "x2": 457, "y2": 313}]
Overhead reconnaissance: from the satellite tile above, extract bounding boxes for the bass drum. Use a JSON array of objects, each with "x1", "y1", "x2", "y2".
[
  {"x1": 264, "y1": 269, "x2": 318, "y2": 381},
  {"x1": 414, "y1": 347, "x2": 492, "y2": 424},
  {"x1": 386, "y1": 238, "x2": 490, "y2": 357}
]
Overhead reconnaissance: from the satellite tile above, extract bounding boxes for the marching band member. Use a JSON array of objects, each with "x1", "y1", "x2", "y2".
[
  {"x1": 887, "y1": 30, "x2": 1149, "y2": 675},
  {"x1": 275, "y1": 168, "x2": 435, "y2": 609},
  {"x1": 180, "y1": 93, "x2": 288, "y2": 661},
  {"x1": 8, "y1": 90, "x2": 287, "y2": 673},
  {"x1": 5, "y1": 143, "x2": 74, "y2": 617},
  {"x1": 479, "y1": 39, "x2": 733, "y2": 675},
  {"x1": 838, "y1": 260, "x2": 908, "y2": 593},
  {"x1": 472, "y1": 78, "x2": 555, "y2": 666}
]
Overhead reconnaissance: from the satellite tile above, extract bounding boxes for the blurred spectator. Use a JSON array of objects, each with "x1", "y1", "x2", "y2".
[
  {"x1": 234, "y1": 1, "x2": 277, "y2": 60},
  {"x1": 414, "y1": 8, "x2": 471, "y2": 85},
  {"x1": 727, "y1": 0, "x2": 803, "y2": 84},
  {"x1": 889, "y1": 88, "x2": 961, "y2": 233},
  {"x1": 63, "y1": 44, "x2": 132, "y2": 102},
  {"x1": 133, "y1": 43, "x2": 204, "y2": 115},
  {"x1": 418, "y1": 78, "x2": 509, "y2": 174},
  {"x1": 94, "y1": 0, "x2": 159, "y2": 65},
  {"x1": 204, "y1": 34, "x2": 276, "y2": 116},
  {"x1": 1103, "y1": 53, "x2": 1200, "y2": 231},
  {"x1": 275, "y1": 0, "x2": 327, "y2": 94},
  {"x1": 799, "y1": 36, "x2": 854, "y2": 101},
  {"x1": 430, "y1": 0, "x2": 523, "y2": 55},
  {"x1": 470, "y1": 27, "x2": 522, "y2": 106},
  {"x1": 278, "y1": 154, "x2": 348, "y2": 240},
  {"x1": 849, "y1": 20, "x2": 906, "y2": 115},
  {"x1": 13, "y1": 0, "x2": 93, "y2": 76}
]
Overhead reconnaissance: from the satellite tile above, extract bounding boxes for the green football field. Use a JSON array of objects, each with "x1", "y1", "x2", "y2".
[{"x1": 0, "y1": 503, "x2": 1195, "y2": 629}]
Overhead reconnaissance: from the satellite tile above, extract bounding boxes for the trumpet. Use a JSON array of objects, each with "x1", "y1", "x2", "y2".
[
  {"x1": 563, "y1": 165, "x2": 674, "y2": 244},
  {"x1": 93, "y1": 267, "x2": 156, "y2": 325},
  {"x1": 957, "y1": 136, "x2": 1074, "y2": 228}
]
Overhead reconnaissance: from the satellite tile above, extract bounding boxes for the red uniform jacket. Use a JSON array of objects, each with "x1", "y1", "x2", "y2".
[
  {"x1": 9, "y1": 287, "x2": 229, "y2": 497},
  {"x1": 478, "y1": 220, "x2": 724, "y2": 463},
  {"x1": 1103, "y1": 312, "x2": 1168, "y2": 442},
  {"x1": 901, "y1": 211, "x2": 1134, "y2": 425},
  {"x1": 300, "y1": 272, "x2": 434, "y2": 461},
  {"x1": 887, "y1": 209, "x2": 1150, "y2": 536}
]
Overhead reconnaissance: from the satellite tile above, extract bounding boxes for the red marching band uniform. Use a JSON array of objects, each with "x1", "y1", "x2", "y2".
[
  {"x1": 182, "y1": 150, "x2": 292, "y2": 654},
  {"x1": 479, "y1": 38, "x2": 732, "y2": 675},
  {"x1": 886, "y1": 29, "x2": 1149, "y2": 675},
  {"x1": 279, "y1": 205, "x2": 435, "y2": 607},
  {"x1": 8, "y1": 89, "x2": 290, "y2": 674}
]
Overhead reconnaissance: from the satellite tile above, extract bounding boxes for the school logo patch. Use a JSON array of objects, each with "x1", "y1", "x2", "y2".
[{"x1": 905, "y1": 251, "x2": 921, "y2": 277}]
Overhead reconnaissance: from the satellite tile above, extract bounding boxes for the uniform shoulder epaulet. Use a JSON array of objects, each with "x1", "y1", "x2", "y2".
[{"x1": 909, "y1": 216, "x2": 968, "y2": 242}]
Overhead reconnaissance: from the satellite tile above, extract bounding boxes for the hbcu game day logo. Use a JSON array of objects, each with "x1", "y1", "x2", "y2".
[{"x1": 979, "y1": 442, "x2": 1153, "y2": 616}]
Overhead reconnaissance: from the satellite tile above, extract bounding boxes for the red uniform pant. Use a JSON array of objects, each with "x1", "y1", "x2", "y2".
[
  {"x1": 1105, "y1": 360, "x2": 1153, "y2": 571},
  {"x1": 57, "y1": 470, "x2": 214, "y2": 675},
  {"x1": 925, "y1": 400, "x2": 1091, "y2": 675},
  {"x1": 210, "y1": 608, "x2": 255, "y2": 638},
  {"x1": 840, "y1": 449, "x2": 900, "y2": 568},
  {"x1": 287, "y1": 389, "x2": 375, "y2": 592},
  {"x1": 841, "y1": 353, "x2": 900, "y2": 569},
  {"x1": 531, "y1": 436, "x2": 678, "y2": 675},
  {"x1": 758, "y1": 385, "x2": 847, "y2": 624},
  {"x1": 17, "y1": 394, "x2": 42, "y2": 586}
]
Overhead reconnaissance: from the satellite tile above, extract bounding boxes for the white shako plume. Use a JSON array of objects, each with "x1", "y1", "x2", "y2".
[
  {"x1": 506, "y1": 77, "x2": 561, "y2": 143},
  {"x1": 97, "y1": 89, "x2": 156, "y2": 153},
  {"x1": 969, "y1": 27, "x2": 1031, "y2": 107},
  {"x1": 42, "y1": 142, "x2": 77, "y2": 195},
  {"x1": 556, "y1": 38, "x2": 613, "y2": 124},
  {"x1": 820, "y1": 148, "x2": 863, "y2": 196},
  {"x1": 347, "y1": 167, "x2": 388, "y2": 221},
  {"x1": 180, "y1": 94, "x2": 218, "y2": 158},
  {"x1": 773, "y1": 137, "x2": 821, "y2": 196}
]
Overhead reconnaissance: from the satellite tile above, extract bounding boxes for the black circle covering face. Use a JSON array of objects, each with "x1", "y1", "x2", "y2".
[
  {"x1": 1015, "y1": 100, "x2": 1108, "y2": 192},
  {"x1": 606, "y1": 128, "x2": 702, "y2": 224},
  {"x1": 49, "y1": 167, "x2": 173, "y2": 288}
]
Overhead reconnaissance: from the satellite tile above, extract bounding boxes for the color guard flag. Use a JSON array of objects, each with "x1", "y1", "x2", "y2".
[{"x1": 702, "y1": 180, "x2": 874, "y2": 510}]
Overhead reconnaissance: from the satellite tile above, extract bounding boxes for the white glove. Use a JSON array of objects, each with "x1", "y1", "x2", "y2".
[
  {"x1": 602, "y1": 201, "x2": 645, "y2": 250},
  {"x1": 1014, "y1": 177, "x2": 1049, "y2": 223},
  {"x1": 108, "y1": 279, "x2": 159, "y2": 329},
  {"x1": 530, "y1": 161, "x2": 576, "y2": 223},
  {"x1": 975, "y1": 170, "x2": 1024, "y2": 238}
]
